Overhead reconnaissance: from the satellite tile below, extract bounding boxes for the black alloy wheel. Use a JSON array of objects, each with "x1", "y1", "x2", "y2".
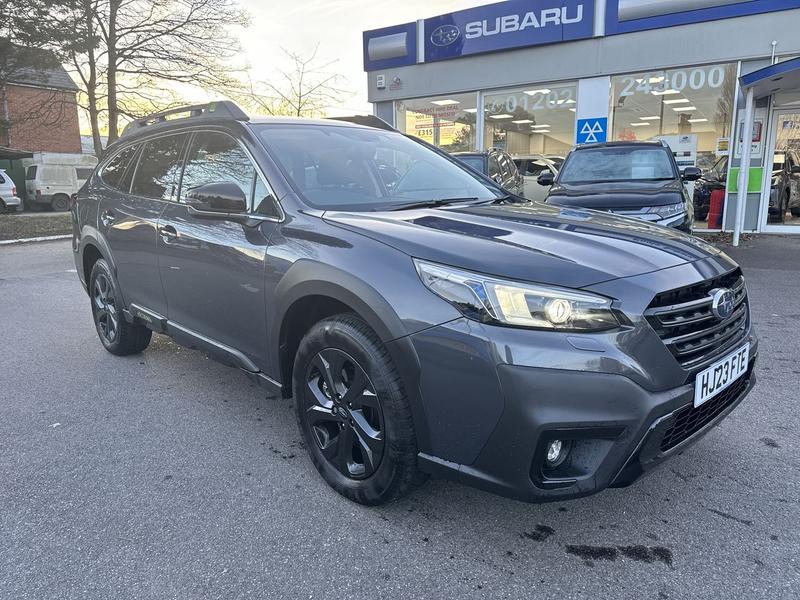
[
  {"x1": 303, "y1": 348, "x2": 385, "y2": 479},
  {"x1": 93, "y1": 271, "x2": 119, "y2": 344}
]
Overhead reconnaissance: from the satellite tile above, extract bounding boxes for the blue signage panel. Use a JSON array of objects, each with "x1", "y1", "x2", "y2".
[
  {"x1": 423, "y1": 0, "x2": 594, "y2": 63},
  {"x1": 606, "y1": 0, "x2": 800, "y2": 35},
  {"x1": 576, "y1": 118, "x2": 607, "y2": 144}
]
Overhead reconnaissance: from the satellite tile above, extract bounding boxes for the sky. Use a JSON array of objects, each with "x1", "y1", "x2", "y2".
[{"x1": 234, "y1": 0, "x2": 488, "y2": 116}]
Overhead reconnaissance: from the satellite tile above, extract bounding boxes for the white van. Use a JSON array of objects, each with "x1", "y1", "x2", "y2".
[{"x1": 23, "y1": 153, "x2": 97, "y2": 211}]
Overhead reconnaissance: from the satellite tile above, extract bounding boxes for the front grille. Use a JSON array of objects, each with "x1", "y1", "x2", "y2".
[
  {"x1": 659, "y1": 364, "x2": 752, "y2": 452},
  {"x1": 645, "y1": 269, "x2": 749, "y2": 373}
]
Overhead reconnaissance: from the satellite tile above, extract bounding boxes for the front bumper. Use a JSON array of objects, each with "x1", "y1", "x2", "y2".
[{"x1": 406, "y1": 258, "x2": 757, "y2": 502}]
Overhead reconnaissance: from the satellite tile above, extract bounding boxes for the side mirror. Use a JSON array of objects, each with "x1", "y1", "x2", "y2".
[
  {"x1": 682, "y1": 167, "x2": 702, "y2": 182},
  {"x1": 790, "y1": 165, "x2": 800, "y2": 175},
  {"x1": 185, "y1": 182, "x2": 247, "y2": 213},
  {"x1": 537, "y1": 171, "x2": 555, "y2": 186}
]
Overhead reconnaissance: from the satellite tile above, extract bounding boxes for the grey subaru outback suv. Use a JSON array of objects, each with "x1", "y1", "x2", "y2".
[{"x1": 72, "y1": 102, "x2": 757, "y2": 505}]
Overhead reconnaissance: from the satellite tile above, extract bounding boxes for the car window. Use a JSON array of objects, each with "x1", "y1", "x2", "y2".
[
  {"x1": 180, "y1": 131, "x2": 255, "y2": 204},
  {"x1": 0, "y1": 172, "x2": 4, "y2": 184},
  {"x1": 100, "y1": 144, "x2": 139, "y2": 191},
  {"x1": 488, "y1": 156, "x2": 501, "y2": 179},
  {"x1": 131, "y1": 134, "x2": 188, "y2": 201},
  {"x1": 253, "y1": 174, "x2": 281, "y2": 218},
  {"x1": 560, "y1": 147, "x2": 675, "y2": 183},
  {"x1": 26, "y1": 166, "x2": 37, "y2": 180},
  {"x1": 76, "y1": 167, "x2": 94, "y2": 180},
  {"x1": 254, "y1": 124, "x2": 498, "y2": 211},
  {"x1": 456, "y1": 156, "x2": 485, "y2": 173}
]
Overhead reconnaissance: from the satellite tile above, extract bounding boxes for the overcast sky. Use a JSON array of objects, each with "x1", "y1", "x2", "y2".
[{"x1": 237, "y1": 0, "x2": 488, "y2": 115}]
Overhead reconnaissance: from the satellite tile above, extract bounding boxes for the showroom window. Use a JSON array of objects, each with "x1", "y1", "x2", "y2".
[
  {"x1": 482, "y1": 81, "x2": 577, "y2": 159},
  {"x1": 395, "y1": 92, "x2": 477, "y2": 152},
  {"x1": 610, "y1": 64, "x2": 737, "y2": 170},
  {"x1": 610, "y1": 63, "x2": 737, "y2": 230}
]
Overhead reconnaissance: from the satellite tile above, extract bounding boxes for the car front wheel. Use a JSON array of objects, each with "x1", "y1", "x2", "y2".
[{"x1": 293, "y1": 313, "x2": 427, "y2": 505}]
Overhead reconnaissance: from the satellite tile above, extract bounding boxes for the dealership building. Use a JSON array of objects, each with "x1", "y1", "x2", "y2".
[{"x1": 363, "y1": 0, "x2": 800, "y2": 234}]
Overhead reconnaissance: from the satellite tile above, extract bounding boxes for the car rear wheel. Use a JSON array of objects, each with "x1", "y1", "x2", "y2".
[
  {"x1": 89, "y1": 259, "x2": 152, "y2": 356},
  {"x1": 51, "y1": 194, "x2": 70, "y2": 212},
  {"x1": 293, "y1": 313, "x2": 427, "y2": 505}
]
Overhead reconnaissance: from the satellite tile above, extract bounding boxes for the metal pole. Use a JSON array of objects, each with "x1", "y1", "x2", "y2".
[{"x1": 733, "y1": 86, "x2": 754, "y2": 247}]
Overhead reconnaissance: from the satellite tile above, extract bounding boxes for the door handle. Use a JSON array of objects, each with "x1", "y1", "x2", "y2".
[
  {"x1": 100, "y1": 210, "x2": 115, "y2": 227},
  {"x1": 158, "y1": 224, "x2": 178, "y2": 241}
]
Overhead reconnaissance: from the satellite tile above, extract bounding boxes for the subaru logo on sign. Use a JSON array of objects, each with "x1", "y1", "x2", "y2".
[
  {"x1": 430, "y1": 24, "x2": 460, "y2": 47},
  {"x1": 710, "y1": 288, "x2": 735, "y2": 321}
]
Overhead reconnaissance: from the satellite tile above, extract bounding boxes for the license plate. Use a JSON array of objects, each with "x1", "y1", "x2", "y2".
[{"x1": 694, "y1": 343, "x2": 750, "y2": 408}]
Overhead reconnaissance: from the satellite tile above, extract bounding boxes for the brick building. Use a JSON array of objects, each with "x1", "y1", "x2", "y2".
[{"x1": 1, "y1": 60, "x2": 81, "y2": 154}]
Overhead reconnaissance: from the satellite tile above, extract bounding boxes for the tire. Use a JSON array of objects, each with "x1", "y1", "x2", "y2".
[
  {"x1": 89, "y1": 259, "x2": 152, "y2": 356},
  {"x1": 51, "y1": 194, "x2": 70, "y2": 212},
  {"x1": 293, "y1": 313, "x2": 427, "y2": 505}
]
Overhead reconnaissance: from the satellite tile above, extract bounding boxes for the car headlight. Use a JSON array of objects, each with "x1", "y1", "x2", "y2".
[
  {"x1": 414, "y1": 260, "x2": 619, "y2": 332},
  {"x1": 647, "y1": 202, "x2": 686, "y2": 219}
]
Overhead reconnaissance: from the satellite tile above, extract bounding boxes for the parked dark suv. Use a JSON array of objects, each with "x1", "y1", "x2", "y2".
[
  {"x1": 73, "y1": 102, "x2": 757, "y2": 505},
  {"x1": 541, "y1": 141, "x2": 699, "y2": 232},
  {"x1": 451, "y1": 148, "x2": 525, "y2": 197}
]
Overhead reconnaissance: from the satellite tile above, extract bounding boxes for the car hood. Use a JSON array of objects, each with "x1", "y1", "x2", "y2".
[
  {"x1": 547, "y1": 179, "x2": 685, "y2": 209},
  {"x1": 324, "y1": 201, "x2": 728, "y2": 289}
]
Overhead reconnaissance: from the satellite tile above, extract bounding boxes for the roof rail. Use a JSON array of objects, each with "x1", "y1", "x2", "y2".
[
  {"x1": 326, "y1": 115, "x2": 396, "y2": 131},
  {"x1": 120, "y1": 101, "x2": 249, "y2": 138}
]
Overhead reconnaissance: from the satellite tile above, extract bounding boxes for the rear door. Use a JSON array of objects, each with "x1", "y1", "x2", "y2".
[
  {"x1": 157, "y1": 129, "x2": 281, "y2": 368},
  {"x1": 99, "y1": 133, "x2": 188, "y2": 316}
]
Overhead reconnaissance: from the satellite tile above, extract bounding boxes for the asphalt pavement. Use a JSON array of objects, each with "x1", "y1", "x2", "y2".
[{"x1": 1, "y1": 239, "x2": 798, "y2": 599}]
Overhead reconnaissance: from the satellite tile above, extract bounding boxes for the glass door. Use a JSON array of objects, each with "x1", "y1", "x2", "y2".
[{"x1": 761, "y1": 110, "x2": 800, "y2": 231}]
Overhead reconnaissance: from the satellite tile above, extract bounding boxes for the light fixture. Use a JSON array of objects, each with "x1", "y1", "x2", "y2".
[
  {"x1": 640, "y1": 116, "x2": 661, "y2": 120},
  {"x1": 568, "y1": 108, "x2": 576, "y2": 112},
  {"x1": 652, "y1": 89, "x2": 679, "y2": 96},
  {"x1": 544, "y1": 439, "x2": 570, "y2": 468},
  {"x1": 531, "y1": 124, "x2": 550, "y2": 128},
  {"x1": 630, "y1": 122, "x2": 649, "y2": 127},
  {"x1": 565, "y1": 98, "x2": 576, "y2": 104},
  {"x1": 673, "y1": 106, "x2": 697, "y2": 112},
  {"x1": 512, "y1": 119, "x2": 534, "y2": 124},
  {"x1": 687, "y1": 118, "x2": 708, "y2": 123},
  {"x1": 489, "y1": 114, "x2": 513, "y2": 119},
  {"x1": 430, "y1": 99, "x2": 460, "y2": 106},
  {"x1": 663, "y1": 98, "x2": 689, "y2": 105},
  {"x1": 462, "y1": 108, "x2": 477, "y2": 113},
  {"x1": 524, "y1": 88, "x2": 551, "y2": 96},
  {"x1": 534, "y1": 130, "x2": 551, "y2": 134}
]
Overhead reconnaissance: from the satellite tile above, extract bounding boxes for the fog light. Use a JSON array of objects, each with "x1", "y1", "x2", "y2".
[{"x1": 545, "y1": 439, "x2": 568, "y2": 468}]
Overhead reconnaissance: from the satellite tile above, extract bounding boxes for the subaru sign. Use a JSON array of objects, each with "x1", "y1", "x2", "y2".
[{"x1": 424, "y1": 0, "x2": 594, "y2": 63}]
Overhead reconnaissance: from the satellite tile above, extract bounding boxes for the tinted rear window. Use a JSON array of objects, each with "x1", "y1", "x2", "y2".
[
  {"x1": 26, "y1": 166, "x2": 37, "y2": 180},
  {"x1": 101, "y1": 145, "x2": 139, "y2": 190},
  {"x1": 76, "y1": 167, "x2": 94, "y2": 180},
  {"x1": 0, "y1": 172, "x2": 4, "y2": 184}
]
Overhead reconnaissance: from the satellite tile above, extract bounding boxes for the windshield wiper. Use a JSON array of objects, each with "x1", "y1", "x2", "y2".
[{"x1": 385, "y1": 197, "x2": 481, "y2": 211}]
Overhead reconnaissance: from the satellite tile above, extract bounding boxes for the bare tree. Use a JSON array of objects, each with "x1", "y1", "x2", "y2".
[
  {"x1": 240, "y1": 45, "x2": 351, "y2": 118},
  {"x1": 69, "y1": 0, "x2": 249, "y2": 153}
]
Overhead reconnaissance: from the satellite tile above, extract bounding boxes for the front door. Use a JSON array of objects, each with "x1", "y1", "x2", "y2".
[
  {"x1": 157, "y1": 129, "x2": 280, "y2": 369},
  {"x1": 761, "y1": 110, "x2": 800, "y2": 231}
]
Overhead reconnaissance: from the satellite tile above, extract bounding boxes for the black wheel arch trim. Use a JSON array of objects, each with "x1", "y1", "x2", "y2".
[{"x1": 271, "y1": 259, "x2": 433, "y2": 455}]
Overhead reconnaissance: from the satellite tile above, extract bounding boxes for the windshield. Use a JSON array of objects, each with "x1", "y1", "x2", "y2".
[
  {"x1": 254, "y1": 124, "x2": 499, "y2": 211},
  {"x1": 455, "y1": 155, "x2": 485, "y2": 173},
  {"x1": 559, "y1": 147, "x2": 676, "y2": 183}
]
